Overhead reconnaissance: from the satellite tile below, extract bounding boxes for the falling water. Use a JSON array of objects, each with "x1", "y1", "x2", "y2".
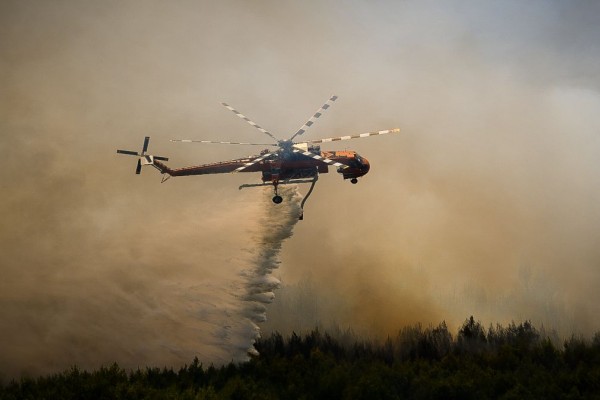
[{"x1": 234, "y1": 186, "x2": 303, "y2": 357}]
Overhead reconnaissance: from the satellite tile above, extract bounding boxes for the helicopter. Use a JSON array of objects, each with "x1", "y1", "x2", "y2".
[{"x1": 116, "y1": 96, "x2": 399, "y2": 219}]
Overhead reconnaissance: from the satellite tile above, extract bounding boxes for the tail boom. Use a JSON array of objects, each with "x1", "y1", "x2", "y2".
[{"x1": 151, "y1": 158, "x2": 262, "y2": 177}]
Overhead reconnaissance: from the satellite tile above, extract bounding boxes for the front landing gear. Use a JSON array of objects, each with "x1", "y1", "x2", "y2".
[{"x1": 351, "y1": 178, "x2": 358, "y2": 184}]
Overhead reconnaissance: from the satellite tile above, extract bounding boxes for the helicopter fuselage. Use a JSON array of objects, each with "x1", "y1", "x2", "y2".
[
  {"x1": 152, "y1": 148, "x2": 370, "y2": 183},
  {"x1": 117, "y1": 94, "x2": 398, "y2": 219}
]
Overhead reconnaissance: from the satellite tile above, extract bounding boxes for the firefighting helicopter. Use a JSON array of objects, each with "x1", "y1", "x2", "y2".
[{"x1": 116, "y1": 96, "x2": 399, "y2": 219}]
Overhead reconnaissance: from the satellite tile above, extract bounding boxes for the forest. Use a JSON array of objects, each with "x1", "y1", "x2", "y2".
[{"x1": 2, "y1": 317, "x2": 599, "y2": 399}]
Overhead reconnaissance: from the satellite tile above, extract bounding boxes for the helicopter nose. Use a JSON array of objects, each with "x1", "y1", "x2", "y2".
[{"x1": 361, "y1": 157, "x2": 370, "y2": 174}]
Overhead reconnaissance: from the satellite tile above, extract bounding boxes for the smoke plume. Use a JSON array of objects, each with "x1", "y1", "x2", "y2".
[{"x1": 2, "y1": 0, "x2": 600, "y2": 379}]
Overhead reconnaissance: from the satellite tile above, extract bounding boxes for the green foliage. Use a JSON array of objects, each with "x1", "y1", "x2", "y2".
[{"x1": 2, "y1": 319, "x2": 600, "y2": 399}]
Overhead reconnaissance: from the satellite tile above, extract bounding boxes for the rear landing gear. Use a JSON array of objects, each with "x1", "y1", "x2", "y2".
[
  {"x1": 272, "y1": 180, "x2": 283, "y2": 204},
  {"x1": 351, "y1": 178, "x2": 358, "y2": 184}
]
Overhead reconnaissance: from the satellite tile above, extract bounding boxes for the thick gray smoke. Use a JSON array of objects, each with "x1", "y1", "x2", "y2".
[
  {"x1": 2, "y1": 0, "x2": 600, "y2": 379},
  {"x1": 0, "y1": 182, "x2": 299, "y2": 378}
]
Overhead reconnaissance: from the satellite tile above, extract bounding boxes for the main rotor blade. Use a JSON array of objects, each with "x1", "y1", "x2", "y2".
[
  {"x1": 117, "y1": 149, "x2": 140, "y2": 156},
  {"x1": 221, "y1": 103, "x2": 279, "y2": 142},
  {"x1": 292, "y1": 148, "x2": 349, "y2": 169},
  {"x1": 142, "y1": 136, "x2": 150, "y2": 153},
  {"x1": 301, "y1": 128, "x2": 400, "y2": 144},
  {"x1": 154, "y1": 156, "x2": 169, "y2": 161},
  {"x1": 171, "y1": 139, "x2": 277, "y2": 146},
  {"x1": 289, "y1": 95, "x2": 338, "y2": 141},
  {"x1": 233, "y1": 151, "x2": 278, "y2": 173},
  {"x1": 135, "y1": 159, "x2": 142, "y2": 174}
]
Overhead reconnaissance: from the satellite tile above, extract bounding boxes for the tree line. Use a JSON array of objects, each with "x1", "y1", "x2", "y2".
[{"x1": 2, "y1": 317, "x2": 600, "y2": 399}]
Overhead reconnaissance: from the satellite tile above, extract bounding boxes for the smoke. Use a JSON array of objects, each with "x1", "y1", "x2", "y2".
[{"x1": 2, "y1": 0, "x2": 600, "y2": 378}]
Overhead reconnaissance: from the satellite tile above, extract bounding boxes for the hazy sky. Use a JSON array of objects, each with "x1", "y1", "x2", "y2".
[{"x1": 1, "y1": 0, "x2": 600, "y2": 377}]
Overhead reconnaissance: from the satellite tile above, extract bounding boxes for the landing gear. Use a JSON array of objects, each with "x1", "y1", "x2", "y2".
[
  {"x1": 272, "y1": 179, "x2": 283, "y2": 204},
  {"x1": 351, "y1": 178, "x2": 358, "y2": 184}
]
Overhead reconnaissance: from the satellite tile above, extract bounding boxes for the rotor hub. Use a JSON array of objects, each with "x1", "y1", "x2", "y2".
[{"x1": 278, "y1": 139, "x2": 294, "y2": 151}]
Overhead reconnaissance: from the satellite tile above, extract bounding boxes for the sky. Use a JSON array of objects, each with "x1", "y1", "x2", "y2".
[{"x1": 1, "y1": 0, "x2": 600, "y2": 378}]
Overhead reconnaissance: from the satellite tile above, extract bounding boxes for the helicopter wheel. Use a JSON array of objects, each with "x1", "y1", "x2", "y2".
[
  {"x1": 272, "y1": 195, "x2": 283, "y2": 204},
  {"x1": 351, "y1": 178, "x2": 358, "y2": 184}
]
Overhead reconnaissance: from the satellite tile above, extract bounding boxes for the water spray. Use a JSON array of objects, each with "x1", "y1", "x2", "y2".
[{"x1": 237, "y1": 186, "x2": 303, "y2": 356}]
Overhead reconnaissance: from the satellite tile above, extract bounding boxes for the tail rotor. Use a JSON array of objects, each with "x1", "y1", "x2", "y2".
[{"x1": 116, "y1": 136, "x2": 169, "y2": 174}]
